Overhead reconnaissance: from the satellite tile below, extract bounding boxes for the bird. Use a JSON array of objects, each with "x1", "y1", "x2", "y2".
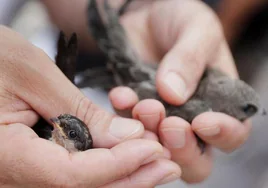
[
  {"x1": 50, "y1": 114, "x2": 93, "y2": 152},
  {"x1": 76, "y1": 0, "x2": 263, "y2": 153},
  {"x1": 32, "y1": 32, "x2": 93, "y2": 153}
]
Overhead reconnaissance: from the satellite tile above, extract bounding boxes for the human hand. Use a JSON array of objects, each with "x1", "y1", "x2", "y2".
[
  {"x1": 42, "y1": 0, "x2": 252, "y2": 183},
  {"x1": 105, "y1": 0, "x2": 251, "y2": 183},
  {"x1": 0, "y1": 25, "x2": 181, "y2": 187}
]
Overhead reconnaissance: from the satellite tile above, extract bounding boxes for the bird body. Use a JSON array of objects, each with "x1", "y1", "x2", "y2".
[
  {"x1": 80, "y1": 0, "x2": 261, "y2": 152},
  {"x1": 32, "y1": 0, "x2": 262, "y2": 153}
]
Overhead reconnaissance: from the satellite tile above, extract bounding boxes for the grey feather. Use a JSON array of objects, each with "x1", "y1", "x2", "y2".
[{"x1": 83, "y1": 0, "x2": 261, "y2": 153}]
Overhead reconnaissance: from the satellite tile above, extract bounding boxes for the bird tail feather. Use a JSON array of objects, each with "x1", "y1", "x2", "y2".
[
  {"x1": 87, "y1": 0, "x2": 140, "y2": 66},
  {"x1": 55, "y1": 31, "x2": 78, "y2": 83}
]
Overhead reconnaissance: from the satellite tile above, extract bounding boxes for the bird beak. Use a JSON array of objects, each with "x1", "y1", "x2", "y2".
[
  {"x1": 49, "y1": 117, "x2": 67, "y2": 138},
  {"x1": 50, "y1": 117, "x2": 61, "y2": 129}
]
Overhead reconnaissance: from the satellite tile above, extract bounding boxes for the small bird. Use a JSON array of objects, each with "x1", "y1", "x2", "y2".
[
  {"x1": 77, "y1": 0, "x2": 263, "y2": 153},
  {"x1": 50, "y1": 114, "x2": 93, "y2": 152},
  {"x1": 32, "y1": 32, "x2": 93, "y2": 152}
]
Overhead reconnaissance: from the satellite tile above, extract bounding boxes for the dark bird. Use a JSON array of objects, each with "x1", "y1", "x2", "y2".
[
  {"x1": 50, "y1": 114, "x2": 93, "y2": 152},
  {"x1": 32, "y1": 32, "x2": 93, "y2": 152},
  {"x1": 77, "y1": 0, "x2": 263, "y2": 153}
]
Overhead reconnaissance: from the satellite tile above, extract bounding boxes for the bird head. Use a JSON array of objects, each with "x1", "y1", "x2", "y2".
[{"x1": 50, "y1": 114, "x2": 93, "y2": 152}]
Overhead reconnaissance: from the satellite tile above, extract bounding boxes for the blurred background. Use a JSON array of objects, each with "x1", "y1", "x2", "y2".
[{"x1": 1, "y1": 0, "x2": 268, "y2": 187}]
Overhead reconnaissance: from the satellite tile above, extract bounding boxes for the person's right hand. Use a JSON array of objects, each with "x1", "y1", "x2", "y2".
[{"x1": 0, "y1": 26, "x2": 181, "y2": 187}]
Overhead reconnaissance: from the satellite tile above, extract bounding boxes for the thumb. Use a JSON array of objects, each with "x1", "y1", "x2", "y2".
[
  {"x1": 151, "y1": 0, "x2": 223, "y2": 105},
  {"x1": 8, "y1": 38, "x2": 144, "y2": 149}
]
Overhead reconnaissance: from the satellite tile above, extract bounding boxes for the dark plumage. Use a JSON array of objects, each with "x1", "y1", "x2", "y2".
[
  {"x1": 50, "y1": 114, "x2": 93, "y2": 152},
  {"x1": 32, "y1": 32, "x2": 93, "y2": 152},
  {"x1": 166, "y1": 68, "x2": 260, "y2": 122},
  {"x1": 78, "y1": 0, "x2": 261, "y2": 153}
]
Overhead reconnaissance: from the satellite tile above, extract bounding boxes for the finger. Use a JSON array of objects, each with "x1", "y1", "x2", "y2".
[
  {"x1": 109, "y1": 86, "x2": 139, "y2": 118},
  {"x1": 109, "y1": 87, "x2": 139, "y2": 111},
  {"x1": 71, "y1": 139, "x2": 165, "y2": 187},
  {"x1": 142, "y1": 130, "x2": 171, "y2": 160},
  {"x1": 158, "y1": 117, "x2": 213, "y2": 183},
  {"x1": 0, "y1": 111, "x2": 39, "y2": 126},
  {"x1": 100, "y1": 159, "x2": 181, "y2": 188},
  {"x1": 0, "y1": 26, "x2": 144, "y2": 148},
  {"x1": 150, "y1": 0, "x2": 225, "y2": 105},
  {"x1": 110, "y1": 88, "x2": 166, "y2": 133},
  {"x1": 132, "y1": 99, "x2": 166, "y2": 133},
  {"x1": 192, "y1": 112, "x2": 251, "y2": 153}
]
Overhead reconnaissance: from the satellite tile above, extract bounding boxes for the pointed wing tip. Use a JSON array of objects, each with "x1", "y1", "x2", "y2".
[
  {"x1": 69, "y1": 32, "x2": 78, "y2": 45},
  {"x1": 57, "y1": 31, "x2": 67, "y2": 48}
]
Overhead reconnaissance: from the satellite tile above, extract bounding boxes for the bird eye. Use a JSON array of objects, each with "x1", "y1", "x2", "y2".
[
  {"x1": 242, "y1": 104, "x2": 258, "y2": 116},
  {"x1": 68, "y1": 130, "x2": 77, "y2": 139}
]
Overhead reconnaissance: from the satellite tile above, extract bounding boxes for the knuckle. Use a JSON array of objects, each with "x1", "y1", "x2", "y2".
[
  {"x1": 72, "y1": 93, "x2": 110, "y2": 129},
  {"x1": 73, "y1": 94, "x2": 93, "y2": 124}
]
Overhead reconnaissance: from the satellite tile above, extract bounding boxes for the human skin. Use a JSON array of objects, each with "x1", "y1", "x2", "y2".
[
  {"x1": 42, "y1": 0, "x2": 252, "y2": 183},
  {"x1": 0, "y1": 26, "x2": 181, "y2": 187}
]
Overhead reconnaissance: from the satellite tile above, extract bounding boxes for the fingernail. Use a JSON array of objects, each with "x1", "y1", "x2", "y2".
[
  {"x1": 162, "y1": 128, "x2": 185, "y2": 148},
  {"x1": 158, "y1": 173, "x2": 179, "y2": 185},
  {"x1": 109, "y1": 117, "x2": 143, "y2": 140},
  {"x1": 138, "y1": 113, "x2": 160, "y2": 131},
  {"x1": 196, "y1": 126, "x2": 220, "y2": 136},
  {"x1": 164, "y1": 72, "x2": 187, "y2": 100},
  {"x1": 142, "y1": 152, "x2": 163, "y2": 165}
]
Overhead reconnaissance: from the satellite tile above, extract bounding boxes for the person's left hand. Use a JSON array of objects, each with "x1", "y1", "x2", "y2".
[
  {"x1": 43, "y1": 0, "x2": 252, "y2": 183},
  {"x1": 107, "y1": 0, "x2": 252, "y2": 183}
]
